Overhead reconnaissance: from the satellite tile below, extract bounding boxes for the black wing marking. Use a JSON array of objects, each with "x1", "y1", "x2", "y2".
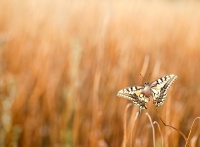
[
  {"x1": 150, "y1": 74, "x2": 177, "y2": 107},
  {"x1": 117, "y1": 86, "x2": 149, "y2": 112}
]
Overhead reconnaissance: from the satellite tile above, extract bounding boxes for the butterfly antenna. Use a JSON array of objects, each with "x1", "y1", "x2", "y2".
[
  {"x1": 148, "y1": 72, "x2": 152, "y2": 77},
  {"x1": 147, "y1": 72, "x2": 152, "y2": 81},
  {"x1": 139, "y1": 73, "x2": 145, "y2": 83},
  {"x1": 139, "y1": 73, "x2": 144, "y2": 79}
]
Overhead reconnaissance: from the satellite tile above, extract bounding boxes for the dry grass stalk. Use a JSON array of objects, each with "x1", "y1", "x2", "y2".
[
  {"x1": 154, "y1": 106, "x2": 189, "y2": 146},
  {"x1": 153, "y1": 121, "x2": 163, "y2": 147},
  {"x1": 0, "y1": 0, "x2": 200, "y2": 146},
  {"x1": 122, "y1": 103, "x2": 133, "y2": 147},
  {"x1": 130, "y1": 112, "x2": 139, "y2": 146},
  {"x1": 146, "y1": 113, "x2": 156, "y2": 147},
  {"x1": 185, "y1": 117, "x2": 200, "y2": 147}
]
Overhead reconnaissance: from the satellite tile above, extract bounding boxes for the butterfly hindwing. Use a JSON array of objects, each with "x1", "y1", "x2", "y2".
[
  {"x1": 117, "y1": 74, "x2": 177, "y2": 113},
  {"x1": 150, "y1": 74, "x2": 177, "y2": 107},
  {"x1": 117, "y1": 86, "x2": 149, "y2": 111}
]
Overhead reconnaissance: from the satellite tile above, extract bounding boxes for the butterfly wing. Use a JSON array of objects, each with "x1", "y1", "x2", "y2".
[
  {"x1": 117, "y1": 86, "x2": 149, "y2": 113},
  {"x1": 150, "y1": 74, "x2": 177, "y2": 107}
]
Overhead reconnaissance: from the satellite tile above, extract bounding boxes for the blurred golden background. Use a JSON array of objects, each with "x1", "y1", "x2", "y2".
[{"x1": 0, "y1": 0, "x2": 200, "y2": 146}]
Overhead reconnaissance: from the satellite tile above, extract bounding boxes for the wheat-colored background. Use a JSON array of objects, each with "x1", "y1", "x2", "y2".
[{"x1": 0, "y1": 0, "x2": 200, "y2": 146}]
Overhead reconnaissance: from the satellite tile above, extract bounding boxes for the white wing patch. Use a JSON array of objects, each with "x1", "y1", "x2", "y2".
[
  {"x1": 150, "y1": 74, "x2": 177, "y2": 107},
  {"x1": 117, "y1": 86, "x2": 149, "y2": 113},
  {"x1": 117, "y1": 74, "x2": 178, "y2": 113}
]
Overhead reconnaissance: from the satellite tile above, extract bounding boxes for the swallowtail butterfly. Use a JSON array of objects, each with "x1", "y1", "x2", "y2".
[{"x1": 117, "y1": 74, "x2": 177, "y2": 113}]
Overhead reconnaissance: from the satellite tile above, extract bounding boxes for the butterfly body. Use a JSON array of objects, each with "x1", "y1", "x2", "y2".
[
  {"x1": 117, "y1": 74, "x2": 177, "y2": 113},
  {"x1": 140, "y1": 82, "x2": 152, "y2": 98}
]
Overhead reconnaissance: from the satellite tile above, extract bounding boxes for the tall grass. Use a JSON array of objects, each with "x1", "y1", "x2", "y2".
[{"x1": 0, "y1": 0, "x2": 200, "y2": 146}]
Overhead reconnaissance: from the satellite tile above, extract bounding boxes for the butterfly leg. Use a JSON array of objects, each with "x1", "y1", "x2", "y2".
[
  {"x1": 138, "y1": 101, "x2": 147, "y2": 113},
  {"x1": 154, "y1": 99, "x2": 164, "y2": 107},
  {"x1": 138, "y1": 107, "x2": 142, "y2": 114}
]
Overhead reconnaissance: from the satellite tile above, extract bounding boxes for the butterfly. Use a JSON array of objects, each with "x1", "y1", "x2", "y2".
[{"x1": 117, "y1": 74, "x2": 177, "y2": 113}]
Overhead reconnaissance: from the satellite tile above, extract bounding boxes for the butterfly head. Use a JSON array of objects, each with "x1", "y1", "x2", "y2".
[{"x1": 144, "y1": 82, "x2": 150, "y2": 86}]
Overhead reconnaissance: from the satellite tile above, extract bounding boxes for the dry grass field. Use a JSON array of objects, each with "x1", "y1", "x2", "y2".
[{"x1": 0, "y1": 0, "x2": 200, "y2": 146}]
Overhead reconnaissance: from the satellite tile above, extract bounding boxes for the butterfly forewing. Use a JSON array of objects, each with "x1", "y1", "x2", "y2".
[
  {"x1": 117, "y1": 74, "x2": 177, "y2": 113},
  {"x1": 117, "y1": 86, "x2": 149, "y2": 110},
  {"x1": 150, "y1": 74, "x2": 177, "y2": 107}
]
